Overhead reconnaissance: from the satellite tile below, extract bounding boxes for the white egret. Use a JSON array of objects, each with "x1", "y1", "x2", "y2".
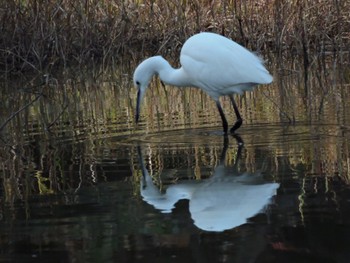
[{"x1": 133, "y1": 32, "x2": 273, "y2": 134}]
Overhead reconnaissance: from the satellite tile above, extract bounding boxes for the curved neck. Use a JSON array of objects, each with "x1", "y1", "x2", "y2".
[{"x1": 151, "y1": 56, "x2": 192, "y2": 87}]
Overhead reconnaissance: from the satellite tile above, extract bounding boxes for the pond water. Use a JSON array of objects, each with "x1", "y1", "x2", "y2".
[{"x1": 0, "y1": 57, "x2": 350, "y2": 262}]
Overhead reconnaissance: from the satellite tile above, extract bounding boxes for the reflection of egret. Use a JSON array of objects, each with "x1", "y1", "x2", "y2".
[
  {"x1": 133, "y1": 32, "x2": 273, "y2": 134},
  {"x1": 137, "y1": 137, "x2": 279, "y2": 232}
]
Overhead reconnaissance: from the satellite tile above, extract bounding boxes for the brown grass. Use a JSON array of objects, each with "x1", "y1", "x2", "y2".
[{"x1": 0, "y1": 0, "x2": 349, "y2": 76}]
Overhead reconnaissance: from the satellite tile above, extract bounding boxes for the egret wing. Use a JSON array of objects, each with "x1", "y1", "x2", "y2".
[{"x1": 180, "y1": 33, "x2": 272, "y2": 97}]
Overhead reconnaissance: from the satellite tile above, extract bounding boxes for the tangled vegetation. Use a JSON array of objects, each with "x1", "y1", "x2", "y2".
[{"x1": 0, "y1": 0, "x2": 349, "y2": 76}]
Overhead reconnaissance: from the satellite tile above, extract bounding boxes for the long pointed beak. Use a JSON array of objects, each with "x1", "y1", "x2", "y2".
[{"x1": 135, "y1": 88, "x2": 142, "y2": 123}]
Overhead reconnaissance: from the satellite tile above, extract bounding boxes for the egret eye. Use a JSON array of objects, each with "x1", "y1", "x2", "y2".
[{"x1": 136, "y1": 81, "x2": 140, "y2": 86}]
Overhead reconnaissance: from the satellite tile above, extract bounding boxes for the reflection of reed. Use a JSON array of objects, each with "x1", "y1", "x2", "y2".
[
  {"x1": 0, "y1": 57, "x2": 349, "y2": 218},
  {"x1": 0, "y1": 124, "x2": 349, "y2": 228},
  {"x1": 0, "y1": 58, "x2": 349, "y2": 143}
]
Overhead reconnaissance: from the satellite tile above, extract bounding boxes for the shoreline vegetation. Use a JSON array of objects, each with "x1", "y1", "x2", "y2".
[{"x1": 0, "y1": 0, "x2": 349, "y2": 76}]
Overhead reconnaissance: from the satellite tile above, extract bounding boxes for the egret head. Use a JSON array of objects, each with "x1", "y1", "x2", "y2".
[{"x1": 133, "y1": 57, "x2": 159, "y2": 123}]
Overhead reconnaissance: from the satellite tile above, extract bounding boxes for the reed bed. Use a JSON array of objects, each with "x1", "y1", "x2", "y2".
[{"x1": 0, "y1": 0, "x2": 349, "y2": 76}]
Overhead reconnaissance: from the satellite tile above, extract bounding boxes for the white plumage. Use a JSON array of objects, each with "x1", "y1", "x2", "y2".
[{"x1": 134, "y1": 32, "x2": 273, "y2": 134}]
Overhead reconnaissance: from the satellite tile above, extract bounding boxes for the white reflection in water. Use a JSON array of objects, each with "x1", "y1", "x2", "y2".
[{"x1": 138, "y1": 137, "x2": 279, "y2": 232}]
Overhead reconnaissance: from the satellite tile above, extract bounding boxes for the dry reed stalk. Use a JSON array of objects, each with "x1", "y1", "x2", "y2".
[{"x1": 0, "y1": 0, "x2": 348, "y2": 76}]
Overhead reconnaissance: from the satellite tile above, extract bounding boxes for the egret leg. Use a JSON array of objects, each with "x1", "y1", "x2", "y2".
[
  {"x1": 216, "y1": 101, "x2": 228, "y2": 134},
  {"x1": 229, "y1": 95, "x2": 243, "y2": 133}
]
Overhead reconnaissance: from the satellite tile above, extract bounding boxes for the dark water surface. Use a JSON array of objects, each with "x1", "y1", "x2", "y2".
[
  {"x1": 1, "y1": 59, "x2": 350, "y2": 262},
  {"x1": 1, "y1": 124, "x2": 350, "y2": 262}
]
